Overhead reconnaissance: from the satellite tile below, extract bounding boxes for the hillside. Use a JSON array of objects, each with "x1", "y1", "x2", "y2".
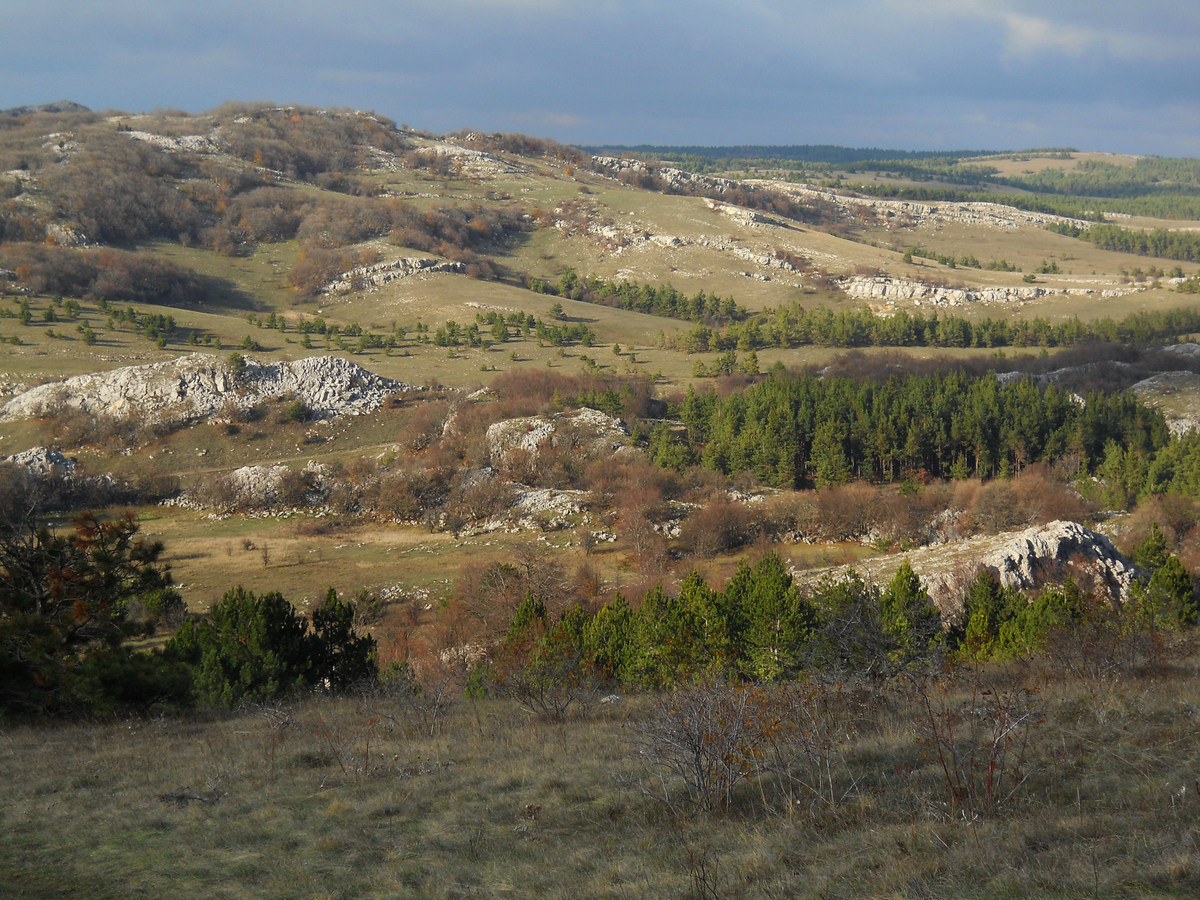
[
  {"x1": 1, "y1": 101, "x2": 1198, "y2": 605},
  {"x1": 5, "y1": 102, "x2": 1200, "y2": 898}
]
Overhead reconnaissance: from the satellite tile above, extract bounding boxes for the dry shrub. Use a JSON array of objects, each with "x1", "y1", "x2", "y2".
[
  {"x1": 1180, "y1": 524, "x2": 1200, "y2": 575},
  {"x1": 569, "y1": 562, "x2": 605, "y2": 605},
  {"x1": 869, "y1": 489, "x2": 940, "y2": 548},
  {"x1": 680, "y1": 501, "x2": 754, "y2": 558},
  {"x1": 530, "y1": 442, "x2": 592, "y2": 490},
  {"x1": 454, "y1": 550, "x2": 566, "y2": 640},
  {"x1": 401, "y1": 400, "x2": 451, "y2": 451},
  {"x1": 761, "y1": 491, "x2": 822, "y2": 542},
  {"x1": 817, "y1": 482, "x2": 879, "y2": 541},
  {"x1": 369, "y1": 462, "x2": 452, "y2": 522},
  {"x1": 1119, "y1": 493, "x2": 1200, "y2": 560},
  {"x1": 587, "y1": 455, "x2": 670, "y2": 508},
  {"x1": 625, "y1": 677, "x2": 781, "y2": 814},
  {"x1": 444, "y1": 475, "x2": 515, "y2": 523},
  {"x1": 497, "y1": 447, "x2": 537, "y2": 485},
  {"x1": 966, "y1": 480, "x2": 1027, "y2": 533},
  {"x1": 294, "y1": 519, "x2": 336, "y2": 537},
  {"x1": 1010, "y1": 464, "x2": 1093, "y2": 525},
  {"x1": 911, "y1": 666, "x2": 1044, "y2": 818},
  {"x1": 676, "y1": 465, "x2": 729, "y2": 505}
]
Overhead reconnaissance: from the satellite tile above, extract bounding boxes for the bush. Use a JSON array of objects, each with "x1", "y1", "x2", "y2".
[
  {"x1": 484, "y1": 597, "x2": 599, "y2": 720},
  {"x1": 167, "y1": 586, "x2": 376, "y2": 707},
  {"x1": 625, "y1": 675, "x2": 780, "y2": 814}
]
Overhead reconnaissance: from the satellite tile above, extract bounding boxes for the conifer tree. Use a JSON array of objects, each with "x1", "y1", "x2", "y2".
[{"x1": 881, "y1": 560, "x2": 943, "y2": 667}]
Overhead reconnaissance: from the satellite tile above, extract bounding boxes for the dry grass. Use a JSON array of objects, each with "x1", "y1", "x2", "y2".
[{"x1": 4, "y1": 652, "x2": 1200, "y2": 898}]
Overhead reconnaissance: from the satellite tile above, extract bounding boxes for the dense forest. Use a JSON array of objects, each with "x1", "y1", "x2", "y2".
[{"x1": 663, "y1": 370, "x2": 1168, "y2": 487}]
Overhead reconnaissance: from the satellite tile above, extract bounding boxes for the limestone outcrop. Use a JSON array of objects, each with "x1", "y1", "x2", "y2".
[
  {"x1": 323, "y1": 257, "x2": 466, "y2": 294},
  {"x1": 850, "y1": 520, "x2": 1142, "y2": 617},
  {"x1": 2, "y1": 446, "x2": 78, "y2": 480},
  {"x1": 485, "y1": 407, "x2": 630, "y2": 467},
  {"x1": 0, "y1": 355, "x2": 419, "y2": 428}
]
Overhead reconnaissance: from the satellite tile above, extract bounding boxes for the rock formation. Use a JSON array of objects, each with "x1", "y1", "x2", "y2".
[
  {"x1": 485, "y1": 407, "x2": 630, "y2": 468},
  {"x1": 850, "y1": 520, "x2": 1143, "y2": 618},
  {"x1": 0, "y1": 354, "x2": 420, "y2": 428}
]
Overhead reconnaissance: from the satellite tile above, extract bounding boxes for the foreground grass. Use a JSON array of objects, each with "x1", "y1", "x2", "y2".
[{"x1": 4, "y1": 652, "x2": 1200, "y2": 899}]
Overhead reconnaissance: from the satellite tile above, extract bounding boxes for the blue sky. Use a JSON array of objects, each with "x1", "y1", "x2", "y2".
[{"x1": 3, "y1": 1, "x2": 1198, "y2": 155}]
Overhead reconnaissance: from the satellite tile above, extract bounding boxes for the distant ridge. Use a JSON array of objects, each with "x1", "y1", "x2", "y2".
[
  {"x1": 0, "y1": 100, "x2": 90, "y2": 116},
  {"x1": 581, "y1": 144, "x2": 1001, "y2": 163}
]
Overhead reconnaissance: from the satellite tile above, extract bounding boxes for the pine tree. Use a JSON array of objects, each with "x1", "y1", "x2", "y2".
[
  {"x1": 737, "y1": 553, "x2": 816, "y2": 681},
  {"x1": 881, "y1": 560, "x2": 943, "y2": 667}
]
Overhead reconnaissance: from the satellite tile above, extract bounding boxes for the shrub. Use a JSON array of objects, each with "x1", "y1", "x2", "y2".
[
  {"x1": 911, "y1": 666, "x2": 1044, "y2": 818},
  {"x1": 625, "y1": 675, "x2": 781, "y2": 814},
  {"x1": 167, "y1": 586, "x2": 376, "y2": 707},
  {"x1": 679, "y1": 500, "x2": 753, "y2": 557},
  {"x1": 484, "y1": 596, "x2": 599, "y2": 720}
]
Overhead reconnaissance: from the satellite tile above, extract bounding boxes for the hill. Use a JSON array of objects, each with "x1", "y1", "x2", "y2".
[{"x1": 5, "y1": 101, "x2": 1200, "y2": 898}]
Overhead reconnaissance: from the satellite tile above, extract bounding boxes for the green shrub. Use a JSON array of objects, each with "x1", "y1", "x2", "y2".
[{"x1": 167, "y1": 586, "x2": 376, "y2": 708}]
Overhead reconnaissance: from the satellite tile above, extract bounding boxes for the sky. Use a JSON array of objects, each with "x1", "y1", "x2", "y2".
[{"x1": 2, "y1": 1, "x2": 1198, "y2": 156}]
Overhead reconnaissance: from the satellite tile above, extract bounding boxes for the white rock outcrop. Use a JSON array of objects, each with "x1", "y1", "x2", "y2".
[
  {"x1": 485, "y1": 407, "x2": 630, "y2": 467},
  {"x1": 842, "y1": 275, "x2": 1052, "y2": 307},
  {"x1": 2, "y1": 446, "x2": 78, "y2": 480},
  {"x1": 0, "y1": 354, "x2": 419, "y2": 428},
  {"x1": 323, "y1": 257, "x2": 466, "y2": 294},
  {"x1": 850, "y1": 520, "x2": 1143, "y2": 617}
]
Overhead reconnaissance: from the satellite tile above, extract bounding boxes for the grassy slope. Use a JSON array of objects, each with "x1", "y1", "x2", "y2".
[
  {"x1": 7, "y1": 117, "x2": 1200, "y2": 898},
  {"x1": 2, "y1": 655, "x2": 1198, "y2": 898}
]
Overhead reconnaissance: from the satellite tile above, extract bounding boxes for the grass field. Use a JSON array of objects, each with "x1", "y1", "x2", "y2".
[{"x1": 3, "y1": 648, "x2": 1199, "y2": 898}]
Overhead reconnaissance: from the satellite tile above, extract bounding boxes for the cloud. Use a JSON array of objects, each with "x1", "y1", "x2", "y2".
[
  {"x1": 0, "y1": 0, "x2": 1197, "y2": 154},
  {"x1": 996, "y1": 12, "x2": 1100, "y2": 58}
]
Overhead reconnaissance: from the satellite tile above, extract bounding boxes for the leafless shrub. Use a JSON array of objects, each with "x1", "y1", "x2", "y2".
[
  {"x1": 965, "y1": 480, "x2": 1027, "y2": 533},
  {"x1": 363, "y1": 659, "x2": 459, "y2": 739},
  {"x1": 444, "y1": 475, "x2": 516, "y2": 524},
  {"x1": 625, "y1": 676, "x2": 781, "y2": 814},
  {"x1": 761, "y1": 491, "x2": 822, "y2": 542},
  {"x1": 911, "y1": 666, "x2": 1044, "y2": 818},
  {"x1": 402, "y1": 400, "x2": 452, "y2": 451},
  {"x1": 766, "y1": 680, "x2": 864, "y2": 811},
  {"x1": 817, "y1": 482, "x2": 879, "y2": 541},
  {"x1": 680, "y1": 500, "x2": 754, "y2": 557}
]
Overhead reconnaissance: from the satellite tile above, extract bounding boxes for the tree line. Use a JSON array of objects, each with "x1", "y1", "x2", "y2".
[
  {"x1": 485, "y1": 540, "x2": 1196, "y2": 718},
  {"x1": 528, "y1": 268, "x2": 744, "y2": 325},
  {"x1": 1048, "y1": 222, "x2": 1200, "y2": 263},
  {"x1": 673, "y1": 303, "x2": 1200, "y2": 352},
  {"x1": 526, "y1": 269, "x2": 1200, "y2": 350}
]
